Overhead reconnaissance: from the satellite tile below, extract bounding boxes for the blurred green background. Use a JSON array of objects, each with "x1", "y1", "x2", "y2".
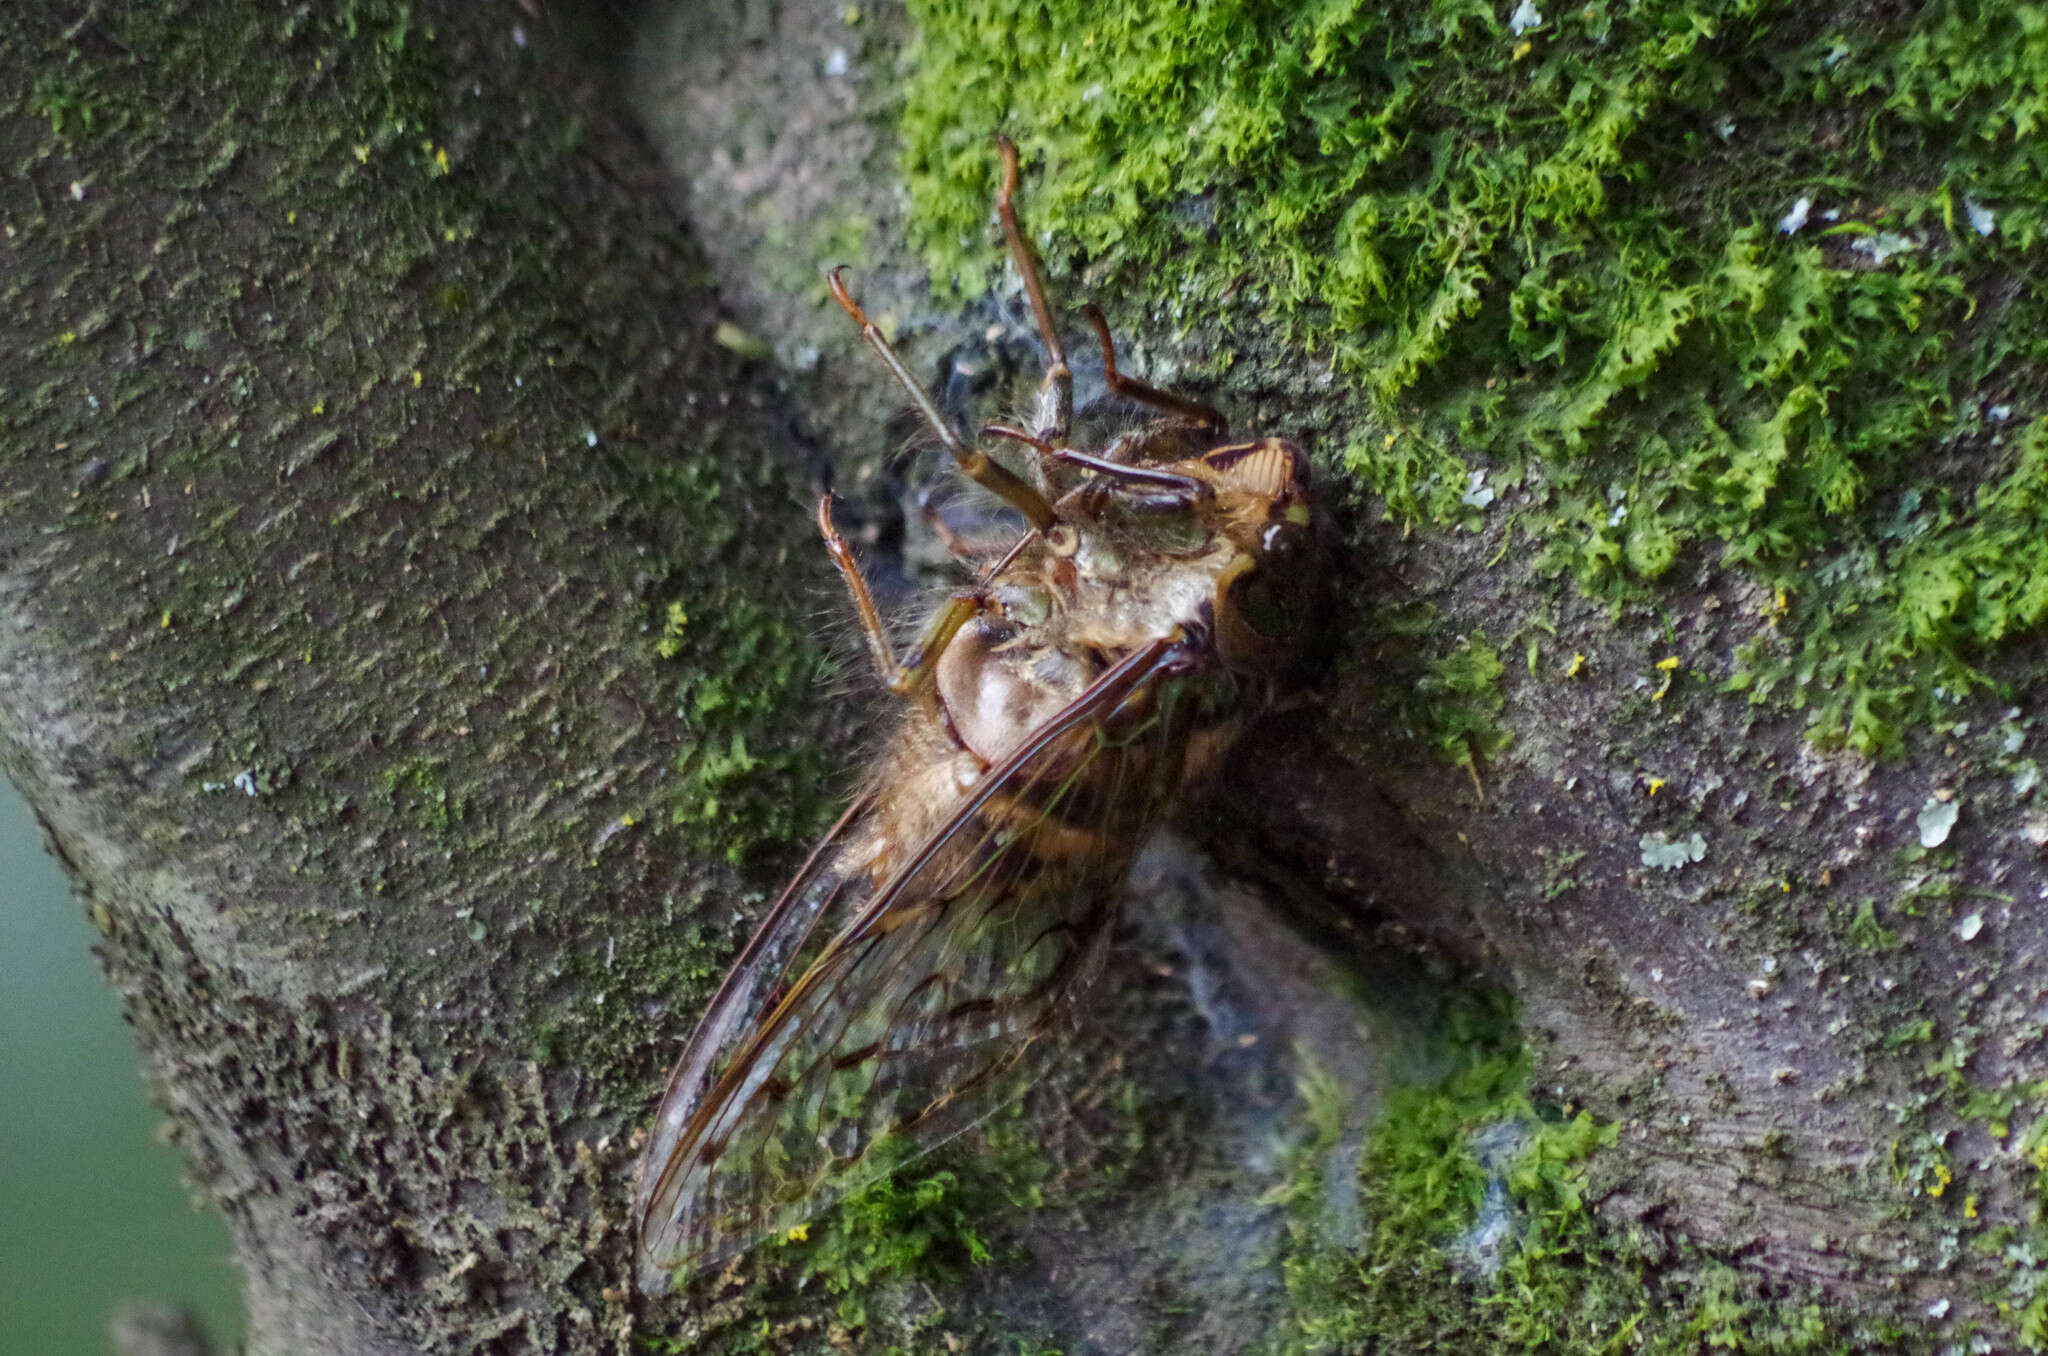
[{"x1": 0, "y1": 777, "x2": 242, "y2": 1354}]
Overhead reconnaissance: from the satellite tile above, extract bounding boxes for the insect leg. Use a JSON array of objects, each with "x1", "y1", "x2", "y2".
[
  {"x1": 982, "y1": 425, "x2": 1210, "y2": 515},
  {"x1": 888, "y1": 595, "x2": 985, "y2": 700},
  {"x1": 996, "y1": 135, "x2": 1073, "y2": 447},
  {"x1": 1082, "y1": 304, "x2": 1228, "y2": 432},
  {"x1": 917, "y1": 492, "x2": 989, "y2": 565},
  {"x1": 817, "y1": 495, "x2": 985, "y2": 699},
  {"x1": 1038, "y1": 443, "x2": 1213, "y2": 502},
  {"x1": 827, "y1": 268, "x2": 1057, "y2": 534}
]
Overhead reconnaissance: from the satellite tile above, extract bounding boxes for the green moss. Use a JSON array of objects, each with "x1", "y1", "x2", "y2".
[
  {"x1": 1936, "y1": 1077, "x2": 2048, "y2": 1342},
  {"x1": 1416, "y1": 628, "x2": 1513, "y2": 773},
  {"x1": 1844, "y1": 897, "x2": 1902, "y2": 952},
  {"x1": 2013, "y1": 1108, "x2": 2048, "y2": 1343},
  {"x1": 647, "y1": 1117, "x2": 1052, "y2": 1354},
  {"x1": 791, "y1": 1146, "x2": 999, "y2": 1329},
  {"x1": 655, "y1": 584, "x2": 836, "y2": 864},
  {"x1": 1275, "y1": 996, "x2": 1861, "y2": 1354},
  {"x1": 539, "y1": 916, "x2": 731, "y2": 1105},
  {"x1": 1372, "y1": 604, "x2": 1514, "y2": 773},
  {"x1": 27, "y1": 70, "x2": 95, "y2": 137},
  {"x1": 378, "y1": 755, "x2": 461, "y2": 832},
  {"x1": 901, "y1": 0, "x2": 2048, "y2": 754}
]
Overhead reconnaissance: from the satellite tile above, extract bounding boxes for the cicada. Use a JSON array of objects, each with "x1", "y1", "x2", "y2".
[{"x1": 633, "y1": 136, "x2": 1314, "y2": 1295}]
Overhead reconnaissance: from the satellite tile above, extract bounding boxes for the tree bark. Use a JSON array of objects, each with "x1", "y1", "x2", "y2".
[
  {"x1": 4, "y1": 5, "x2": 831, "y2": 1352},
  {"x1": 7, "y1": 2, "x2": 2045, "y2": 1353}
]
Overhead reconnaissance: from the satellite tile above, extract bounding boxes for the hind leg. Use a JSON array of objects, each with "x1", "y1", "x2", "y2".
[{"x1": 816, "y1": 495, "x2": 984, "y2": 700}]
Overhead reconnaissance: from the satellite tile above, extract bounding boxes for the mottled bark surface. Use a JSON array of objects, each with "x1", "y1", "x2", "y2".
[
  {"x1": 4, "y1": 5, "x2": 830, "y2": 1352},
  {"x1": 7, "y1": 1, "x2": 2046, "y2": 1354}
]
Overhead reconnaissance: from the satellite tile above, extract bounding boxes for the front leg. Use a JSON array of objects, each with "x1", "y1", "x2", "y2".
[{"x1": 996, "y1": 136, "x2": 1073, "y2": 448}]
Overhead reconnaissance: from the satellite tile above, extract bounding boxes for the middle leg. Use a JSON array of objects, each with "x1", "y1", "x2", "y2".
[{"x1": 828, "y1": 269, "x2": 1056, "y2": 534}]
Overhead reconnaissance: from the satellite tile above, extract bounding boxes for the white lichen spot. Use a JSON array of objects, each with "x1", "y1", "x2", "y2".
[
  {"x1": 1927, "y1": 1297, "x2": 1951, "y2": 1320},
  {"x1": 1988, "y1": 404, "x2": 2013, "y2": 423},
  {"x1": 584, "y1": 428, "x2": 599, "y2": 447},
  {"x1": 1956, "y1": 913, "x2": 1984, "y2": 942},
  {"x1": 1461, "y1": 470, "x2": 1496, "y2": 510},
  {"x1": 1777, "y1": 196, "x2": 1811, "y2": 234},
  {"x1": 1509, "y1": 0, "x2": 1543, "y2": 34},
  {"x1": 2013, "y1": 762, "x2": 2039, "y2": 797},
  {"x1": 1850, "y1": 231, "x2": 1918, "y2": 266},
  {"x1": 1641, "y1": 831, "x2": 1706, "y2": 870},
  {"x1": 823, "y1": 47, "x2": 849, "y2": 78},
  {"x1": 1965, "y1": 198, "x2": 1996, "y2": 237},
  {"x1": 1917, "y1": 796, "x2": 1958, "y2": 848},
  {"x1": 232, "y1": 770, "x2": 259, "y2": 797}
]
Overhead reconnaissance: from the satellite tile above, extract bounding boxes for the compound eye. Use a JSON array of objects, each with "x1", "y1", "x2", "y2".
[
  {"x1": 1229, "y1": 518, "x2": 1311, "y2": 631},
  {"x1": 1225, "y1": 562, "x2": 1298, "y2": 641},
  {"x1": 1260, "y1": 518, "x2": 1306, "y2": 563},
  {"x1": 1214, "y1": 559, "x2": 1311, "y2": 675}
]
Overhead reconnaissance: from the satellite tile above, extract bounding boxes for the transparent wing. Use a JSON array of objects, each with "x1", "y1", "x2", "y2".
[{"x1": 634, "y1": 636, "x2": 1199, "y2": 1293}]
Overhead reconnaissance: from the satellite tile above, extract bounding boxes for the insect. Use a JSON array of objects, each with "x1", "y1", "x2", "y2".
[{"x1": 633, "y1": 136, "x2": 1315, "y2": 1295}]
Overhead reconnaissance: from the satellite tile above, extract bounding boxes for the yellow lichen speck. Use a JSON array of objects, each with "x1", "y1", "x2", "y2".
[{"x1": 1652, "y1": 655, "x2": 1679, "y2": 701}]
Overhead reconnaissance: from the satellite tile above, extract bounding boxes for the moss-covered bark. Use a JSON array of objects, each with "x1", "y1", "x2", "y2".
[
  {"x1": 634, "y1": 0, "x2": 2048, "y2": 1351},
  {"x1": 2, "y1": 5, "x2": 838, "y2": 1352}
]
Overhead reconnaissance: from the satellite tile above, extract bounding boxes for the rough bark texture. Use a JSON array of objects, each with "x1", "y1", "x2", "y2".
[
  {"x1": 7, "y1": 1, "x2": 2047, "y2": 1354},
  {"x1": 5, "y1": 5, "x2": 833, "y2": 1352}
]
